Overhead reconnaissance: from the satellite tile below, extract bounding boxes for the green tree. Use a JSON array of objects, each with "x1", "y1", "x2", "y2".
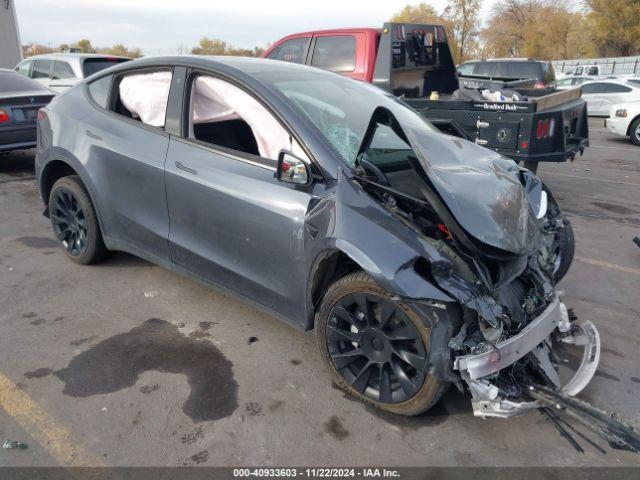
[
  {"x1": 75, "y1": 39, "x2": 95, "y2": 53},
  {"x1": 391, "y1": 2, "x2": 440, "y2": 23},
  {"x1": 98, "y1": 44, "x2": 143, "y2": 58}
]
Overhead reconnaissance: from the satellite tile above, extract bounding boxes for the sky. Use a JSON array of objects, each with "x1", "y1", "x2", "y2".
[{"x1": 15, "y1": 0, "x2": 497, "y2": 55}]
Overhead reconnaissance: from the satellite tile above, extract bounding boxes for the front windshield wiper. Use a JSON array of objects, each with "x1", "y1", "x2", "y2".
[{"x1": 351, "y1": 174, "x2": 432, "y2": 209}]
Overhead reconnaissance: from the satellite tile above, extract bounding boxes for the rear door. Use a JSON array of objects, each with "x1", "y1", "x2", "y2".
[
  {"x1": 600, "y1": 83, "x2": 634, "y2": 114},
  {"x1": 49, "y1": 61, "x2": 78, "y2": 93},
  {"x1": 31, "y1": 59, "x2": 53, "y2": 88},
  {"x1": 308, "y1": 33, "x2": 364, "y2": 80},
  {"x1": 81, "y1": 68, "x2": 174, "y2": 262},
  {"x1": 264, "y1": 36, "x2": 311, "y2": 64},
  {"x1": 580, "y1": 82, "x2": 607, "y2": 115}
]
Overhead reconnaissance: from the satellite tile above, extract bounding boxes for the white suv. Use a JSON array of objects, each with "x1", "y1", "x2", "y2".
[{"x1": 15, "y1": 53, "x2": 129, "y2": 93}]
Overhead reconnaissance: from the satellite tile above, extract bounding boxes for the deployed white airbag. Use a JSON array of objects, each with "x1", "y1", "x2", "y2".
[
  {"x1": 192, "y1": 76, "x2": 291, "y2": 160},
  {"x1": 119, "y1": 71, "x2": 173, "y2": 127}
]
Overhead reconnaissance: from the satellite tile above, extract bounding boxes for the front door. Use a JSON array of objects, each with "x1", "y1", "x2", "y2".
[{"x1": 164, "y1": 73, "x2": 315, "y2": 322}]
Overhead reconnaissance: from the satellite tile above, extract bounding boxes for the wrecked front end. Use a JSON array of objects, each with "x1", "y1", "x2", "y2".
[{"x1": 353, "y1": 107, "x2": 601, "y2": 419}]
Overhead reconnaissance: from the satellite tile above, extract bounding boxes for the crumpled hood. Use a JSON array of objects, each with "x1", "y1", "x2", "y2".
[{"x1": 401, "y1": 124, "x2": 539, "y2": 255}]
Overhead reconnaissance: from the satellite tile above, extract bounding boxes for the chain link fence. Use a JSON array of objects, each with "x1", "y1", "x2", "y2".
[{"x1": 552, "y1": 56, "x2": 640, "y2": 76}]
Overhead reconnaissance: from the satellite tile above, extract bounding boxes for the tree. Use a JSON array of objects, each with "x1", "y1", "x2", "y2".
[
  {"x1": 191, "y1": 37, "x2": 265, "y2": 57},
  {"x1": 75, "y1": 39, "x2": 95, "y2": 54},
  {"x1": 98, "y1": 44, "x2": 143, "y2": 59},
  {"x1": 391, "y1": 2, "x2": 440, "y2": 23},
  {"x1": 442, "y1": 0, "x2": 481, "y2": 63},
  {"x1": 191, "y1": 38, "x2": 229, "y2": 56},
  {"x1": 584, "y1": 0, "x2": 640, "y2": 57}
]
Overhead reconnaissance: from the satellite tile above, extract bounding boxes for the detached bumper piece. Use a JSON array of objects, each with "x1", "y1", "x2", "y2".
[{"x1": 453, "y1": 296, "x2": 601, "y2": 419}]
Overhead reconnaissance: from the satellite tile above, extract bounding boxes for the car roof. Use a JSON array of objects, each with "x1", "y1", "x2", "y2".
[
  {"x1": 19, "y1": 53, "x2": 129, "y2": 64},
  {"x1": 105, "y1": 55, "x2": 325, "y2": 76}
]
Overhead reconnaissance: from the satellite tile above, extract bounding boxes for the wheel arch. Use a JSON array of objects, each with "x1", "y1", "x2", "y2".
[
  {"x1": 39, "y1": 153, "x2": 108, "y2": 242},
  {"x1": 626, "y1": 113, "x2": 640, "y2": 136},
  {"x1": 306, "y1": 243, "x2": 453, "y2": 331}
]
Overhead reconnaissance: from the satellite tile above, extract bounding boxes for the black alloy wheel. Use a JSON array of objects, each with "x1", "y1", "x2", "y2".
[
  {"x1": 48, "y1": 175, "x2": 110, "y2": 265},
  {"x1": 51, "y1": 186, "x2": 88, "y2": 257},
  {"x1": 326, "y1": 292, "x2": 428, "y2": 403}
]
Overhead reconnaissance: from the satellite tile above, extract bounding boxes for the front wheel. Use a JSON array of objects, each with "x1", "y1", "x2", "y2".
[
  {"x1": 315, "y1": 271, "x2": 447, "y2": 416},
  {"x1": 542, "y1": 184, "x2": 575, "y2": 283}
]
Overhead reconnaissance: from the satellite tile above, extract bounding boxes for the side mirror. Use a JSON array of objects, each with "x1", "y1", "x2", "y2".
[{"x1": 276, "y1": 150, "x2": 311, "y2": 186}]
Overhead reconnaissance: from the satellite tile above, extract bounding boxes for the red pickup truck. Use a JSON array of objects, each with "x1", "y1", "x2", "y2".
[{"x1": 262, "y1": 23, "x2": 589, "y2": 173}]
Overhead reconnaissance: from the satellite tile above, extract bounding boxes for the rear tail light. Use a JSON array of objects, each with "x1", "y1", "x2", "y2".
[
  {"x1": 535, "y1": 118, "x2": 556, "y2": 139},
  {"x1": 534, "y1": 82, "x2": 545, "y2": 89},
  {"x1": 0, "y1": 109, "x2": 9, "y2": 123}
]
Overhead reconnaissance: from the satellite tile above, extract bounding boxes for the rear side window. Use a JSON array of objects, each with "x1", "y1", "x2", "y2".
[
  {"x1": 112, "y1": 70, "x2": 173, "y2": 128},
  {"x1": 32, "y1": 59, "x2": 52, "y2": 79},
  {"x1": 473, "y1": 62, "x2": 496, "y2": 76},
  {"x1": 82, "y1": 58, "x2": 130, "y2": 78},
  {"x1": 266, "y1": 37, "x2": 310, "y2": 64},
  {"x1": 0, "y1": 71, "x2": 48, "y2": 93},
  {"x1": 581, "y1": 82, "x2": 607, "y2": 94},
  {"x1": 574, "y1": 67, "x2": 583, "y2": 75},
  {"x1": 53, "y1": 61, "x2": 76, "y2": 80},
  {"x1": 311, "y1": 36, "x2": 356, "y2": 73},
  {"x1": 601, "y1": 83, "x2": 632, "y2": 93},
  {"x1": 586, "y1": 66, "x2": 598, "y2": 75},
  {"x1": 457, "y1": 62, "x2": 477, "y2": 75},
  {"x1": 16, "y1": 60, "x2": 32, "y2": 76},
  {"x1": 87, "y1": 75, "x2": 113, "y2": 108},
  {"x1": 507, "y1": 62, "x2": 541, "y2": 80}
]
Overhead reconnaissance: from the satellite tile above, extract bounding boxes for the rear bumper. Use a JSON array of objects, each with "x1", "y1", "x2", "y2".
[
  {"x1": 605, "y1": 117, "x2": 629, "y2": 137},
  {"x1": 0, "y1": 125, "x2": 37, "y2": 152},
  {"x1": 508, "y1": 137, "x2": 589, "y2": 163}
]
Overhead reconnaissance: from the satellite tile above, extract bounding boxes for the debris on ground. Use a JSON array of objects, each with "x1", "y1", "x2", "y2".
[
  {"x1": 144, "y1": 290, "x2": 160, "y2": 298},
  {"x1": 2, "y1": 440, "x2": 28, "y2": 450},
  {"x1": 248, "y1": 336, "x2": 258, "y2": 345},
  {"x1": 633, "y1": 237, "x2": 640, "y2": 249}
]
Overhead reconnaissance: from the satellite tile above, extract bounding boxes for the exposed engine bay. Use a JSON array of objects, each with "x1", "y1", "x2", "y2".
[{"x1": 348, "y1": 107, "x2": 640, "y2": 451}]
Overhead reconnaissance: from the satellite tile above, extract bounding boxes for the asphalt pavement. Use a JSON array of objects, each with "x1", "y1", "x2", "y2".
[{"x1": 0, "y1": 119, "x2": 639, "y2": 467}]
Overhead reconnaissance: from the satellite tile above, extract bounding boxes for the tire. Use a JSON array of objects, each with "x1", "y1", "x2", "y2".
[
  {"x1": 315, "y1": 271, "x2": 448, "y2": 416},
  {"x1": 48, "y1": 175, "x2": 110, "y2": 265},
  {"x1": 629, "y1": 117, "x2": 640, "y2": 146}
]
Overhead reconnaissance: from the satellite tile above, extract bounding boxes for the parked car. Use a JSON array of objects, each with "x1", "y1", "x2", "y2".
[
  {"x1": 580, "y1": 79, "x2": 640, "y2": 116},
  {"x1": 605, "y1": 101, "x2": 640, "y2": 146},
  {"x1": 556, "y1": 65, "x2": 600, "y2": 79},
  {"x1": 35, "y1": 56, "x2": 598, "y2": 418},
  {"x1": 0, "y1": 68, "x2": 55, "y2": 153},
  {"x1": 263, "y1": 25, "x2": 589, "y2": 174},
  {"x1": 15, "y1": 53, "x2": 130, "y2": 93},
  {"x1": 457, "y1": 58, "x2": 556, "y2": 88},
  {"x1": 552, "y1": 76, "x2": 593, "y2": 90}
]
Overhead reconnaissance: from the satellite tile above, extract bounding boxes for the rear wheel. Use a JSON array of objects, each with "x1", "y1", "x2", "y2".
[
  {"x1": 49, "y1": 175, "x2": 109, "y2": 265},
  {"x1": 629, "y1": 117, "x2": 640, "y2": 146},
  {"x1": 316, "y1": 271, "x2": 447, "y2": 416}
]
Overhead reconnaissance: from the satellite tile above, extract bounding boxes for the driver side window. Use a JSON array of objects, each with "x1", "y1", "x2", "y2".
[{"x1": 187, "y1": 75, "x2": 308, "y2": 163}]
